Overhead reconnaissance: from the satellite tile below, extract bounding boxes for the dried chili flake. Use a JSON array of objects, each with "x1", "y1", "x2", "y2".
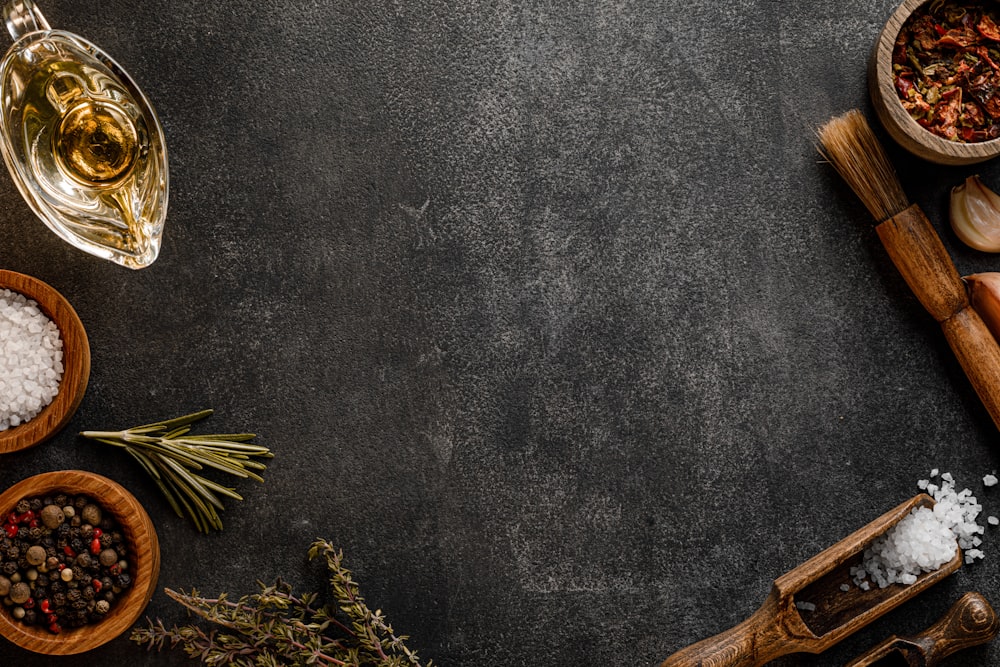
[{"x1": 893, "y1": 1, "x2": 1000, "y2": 142}]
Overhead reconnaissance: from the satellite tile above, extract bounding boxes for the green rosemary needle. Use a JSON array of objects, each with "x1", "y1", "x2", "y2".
[{"x1": 81, "y1": 410, "x2": 273, "y2": 533}]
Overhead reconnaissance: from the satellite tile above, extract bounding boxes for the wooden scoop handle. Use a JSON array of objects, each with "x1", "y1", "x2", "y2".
[
  {"x1": 909, "y1": 592, "x2": 999, "y2": 666},
  {"x1": 660, "y1": 592, "x2": 803, "y2": 667},
  {"x1": 877, "y1": 205, "x2": 1000, "y2": 432}
]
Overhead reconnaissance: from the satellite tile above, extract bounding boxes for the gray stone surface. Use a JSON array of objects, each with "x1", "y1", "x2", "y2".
[{"x1": 0, "y1": 0, "x2": 999, "y2": 664}]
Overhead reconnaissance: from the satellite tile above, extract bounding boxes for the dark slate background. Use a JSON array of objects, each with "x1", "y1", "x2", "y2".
[{"x1": 1, "y1": 0, "x2": 999, "y2": 665}]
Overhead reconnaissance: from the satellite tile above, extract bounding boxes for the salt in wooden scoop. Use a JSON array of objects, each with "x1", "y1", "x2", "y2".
[
  {"x1": 660, "y1": 494, "x2": 961, "y2": 667},
  {"x1": 845, "y1": 592, "x2": 999, "y2": 667}
]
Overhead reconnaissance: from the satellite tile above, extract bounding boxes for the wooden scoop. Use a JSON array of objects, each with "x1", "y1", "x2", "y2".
[
  {"x1": 845, "y1": 592, "x2": 999, "y2": 667},
  {"x1": 660, "y1": 495, "x2": 961, "y2": 667}
]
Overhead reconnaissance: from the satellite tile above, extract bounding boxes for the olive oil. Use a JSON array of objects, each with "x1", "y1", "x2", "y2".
[{"x1": 0, "y1": 4, "x2": 167, "y2": 269}]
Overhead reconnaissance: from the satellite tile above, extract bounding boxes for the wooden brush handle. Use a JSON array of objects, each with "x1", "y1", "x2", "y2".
[
  {"x1": 908, "y1": 592, "x2": 999, "y2": 665},
  {"x1": 877, "y1": 205, "x2": 1000, "y2": 432},
  {"x1": 660, "y1": 593, "x2": 798, "y2": 667}
]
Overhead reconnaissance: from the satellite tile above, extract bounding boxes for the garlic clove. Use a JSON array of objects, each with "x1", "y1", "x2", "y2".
[
  {"x1": 965, "y1": 272, "x2": 1000, "y2": 338},
  {"x1": 951, "y1": 176, "x2": 1000, "y2": 252}
]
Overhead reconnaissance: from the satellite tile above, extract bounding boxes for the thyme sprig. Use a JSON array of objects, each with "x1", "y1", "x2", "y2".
[
  {"x1": 80, "y1": 409, "x2": 273, "y2": 533},
  {"x1": 131, "y1": 539, "x2": 430, "y2": 667}
]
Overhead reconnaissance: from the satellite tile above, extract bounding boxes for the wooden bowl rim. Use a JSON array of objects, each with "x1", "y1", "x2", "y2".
[
  {"x1": 0, "y1": 270, "x2": 90, "y2": 454},
  {"x1": 0, "y1": 470, "x2": 160, "y2": 655},
  {"x1": 871, "y1": 0, "x2": 1000, "y2": 164}
]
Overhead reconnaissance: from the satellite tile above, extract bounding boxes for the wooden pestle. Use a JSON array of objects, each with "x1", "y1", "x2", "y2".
[{"x1": 876, "y1": 204, "x2": 1000, "y2": 432}]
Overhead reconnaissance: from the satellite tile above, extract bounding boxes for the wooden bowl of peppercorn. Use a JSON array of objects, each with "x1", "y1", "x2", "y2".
[
  {"x1": 870, "y1": 0, "x2": 1000, "y2": 164},
  {"x1": 0, "y1": 270, "x2": 91, "y2": 454},
  {"x1": 0, "y1": 470, "x2": 159, "y2": 655}
]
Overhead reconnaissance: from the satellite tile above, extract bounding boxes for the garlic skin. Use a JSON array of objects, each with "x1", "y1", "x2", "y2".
[
  {"x1": 965, "y1": 272, "x2": 1000, "y2": 339},
  {"x1": 951, "y1": 176, "x2": 1000, "y2": 252}
]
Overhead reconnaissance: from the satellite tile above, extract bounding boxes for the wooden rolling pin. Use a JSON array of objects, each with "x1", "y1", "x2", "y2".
[{"x1": 819, "y1": 111, "x2": 1000, "y2": 433}]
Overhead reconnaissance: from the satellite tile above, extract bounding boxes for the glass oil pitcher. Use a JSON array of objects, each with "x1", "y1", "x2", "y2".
[{"x1": 0, "y1": 0, "x2": 167, "y2": 269}]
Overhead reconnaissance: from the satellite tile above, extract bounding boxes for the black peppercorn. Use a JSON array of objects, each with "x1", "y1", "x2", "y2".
[
  {"x1": 14, "y1": 500, "x2": 28, "y2": 514},
  {"x1": 3, "y1": 493, "x2": 132, "y2": 634}
]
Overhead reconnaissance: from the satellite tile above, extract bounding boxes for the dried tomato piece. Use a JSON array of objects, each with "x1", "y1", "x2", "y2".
[
  {"x1": 905, "y1": 97, "x2": 934, "y2": 121},
  {"x1": 939, "y1": 26, "x2": 980, "y2": 48},
  {"x1": 966, "y1": 71, "x2": 1000, "y2": 116},
  {"x1": 964, "y1": 100, "x2": 988, "y2": 126},
  {"x1": 972, "y1": 45, "x2": 1000, "y2": 69},
  {"x1": 912, "y1": 15, "x2": 943, "y2": 50},
  {"x1": 979, "y1": 13, "x2": 1000, "y2": 41},
  {"x1": 933, "y1": 86, "x2": 964, "y2": 131}
]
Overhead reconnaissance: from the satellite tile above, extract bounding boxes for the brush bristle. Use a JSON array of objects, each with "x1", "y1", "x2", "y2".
[{"x1": 818, "y1": 109, "x2": 909, "y2": 222}]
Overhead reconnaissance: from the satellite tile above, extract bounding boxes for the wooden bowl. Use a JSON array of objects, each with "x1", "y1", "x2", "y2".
[
  {"x1": 869, "y1": 0, "x2": 1000, "y2": 165},
  {"x1": 0, "y1": 270, "x2": 90, "y2": 454},
  {"x1": 0, "y1": 470, "x2": 160, "y2": 654}
]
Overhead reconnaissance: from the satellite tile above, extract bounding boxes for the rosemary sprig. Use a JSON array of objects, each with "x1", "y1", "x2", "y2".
[
  {"x1": 80, "y1": 410, "x2": 273, "y2": 533},
  {"x1": 131, "y1": 539, "x2": 430, "y2": 666}
]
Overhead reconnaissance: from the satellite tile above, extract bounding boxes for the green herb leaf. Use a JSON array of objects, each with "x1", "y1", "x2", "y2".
[
  {"x1": 131, "y1": 539, "x2": 430, "y2": 666},
  {"x1": 80, "y1": 410, "x2": 272, "y2": 533}
]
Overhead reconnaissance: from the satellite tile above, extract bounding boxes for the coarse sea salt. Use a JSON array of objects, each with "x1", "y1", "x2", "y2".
[
  {"x1": 0, "y1": 288, "x2": 63, "y2": 430},
  {"x1": 852, "y1": 471, "x2": 985, "y2": 589}
]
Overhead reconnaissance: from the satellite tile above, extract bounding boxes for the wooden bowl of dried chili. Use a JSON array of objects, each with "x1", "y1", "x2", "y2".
[{"x1": 870, "y1": 0, "x2": 1000, "y2": 164}]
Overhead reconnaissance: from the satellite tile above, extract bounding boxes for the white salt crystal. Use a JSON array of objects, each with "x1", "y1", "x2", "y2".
[
  {"x1": 795, "y1": 601, "x2": 816, "y2": 612},
  {"x1": 989, "y1": 516, "x2": 999, "y2": 526},
  {"x1": 840, "y1": 584, "x2": 850, "y2": 592},
  {"x1": 985, "y1": 474, "x2": 998, "y2": 488},
  {"x1": 0, "y1": 289, "x2": 63, "y2": 430},
  {"x1": 852, "y1": 472, "x2": 986, "y2": 590}
]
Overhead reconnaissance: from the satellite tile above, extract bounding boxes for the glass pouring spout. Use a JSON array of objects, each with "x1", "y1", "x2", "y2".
[{"x1": 0, "y1": 0, "x2": 168, "y2": 269}]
